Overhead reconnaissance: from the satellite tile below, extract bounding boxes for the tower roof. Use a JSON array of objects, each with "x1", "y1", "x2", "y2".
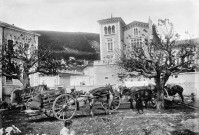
[{"x1": 97, "y1": 17, "x2": 126, "y2": 26}]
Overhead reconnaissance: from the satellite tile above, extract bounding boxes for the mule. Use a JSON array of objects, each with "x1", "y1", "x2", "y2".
[{"x1": 164, "y1": 84, "x2": 184, "y2": 102}]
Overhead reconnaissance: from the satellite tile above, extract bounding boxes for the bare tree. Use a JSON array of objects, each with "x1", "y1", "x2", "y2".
[
  {"x1": 117, "y1": 19, "x2": 198, "y2": 110},
  {"x1": 1, "y1": 40, "x2": 64, "y2": 90}
]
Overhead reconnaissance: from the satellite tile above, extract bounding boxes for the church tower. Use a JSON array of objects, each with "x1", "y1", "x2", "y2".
[{"x1": 97, "y1": 17, "x2": 126, "y2": 63}]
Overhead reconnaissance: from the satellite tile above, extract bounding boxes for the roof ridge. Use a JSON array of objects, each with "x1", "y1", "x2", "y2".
[
  {"x1": 0, "y1": 21, "x2": 40, "y2": 36},
  {"x1": 126, "y1": 20, "x2": 148, "y2": 26}
]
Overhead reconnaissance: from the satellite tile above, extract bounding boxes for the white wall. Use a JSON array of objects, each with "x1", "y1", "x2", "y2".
[
  {"x1": 70, "y1": 75, "x2": 94, "y2": 86},
  {"x1": 39, "y1": 75, "x2": 59, "y2": 88},
  {"x1": 167, "y1": 72, "x2": 199, "y2": 96}
]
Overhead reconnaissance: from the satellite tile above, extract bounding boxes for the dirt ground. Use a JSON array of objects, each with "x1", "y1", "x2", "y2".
[{"x1": 2, "y1": 102, "x2": 199, "y2": 135}]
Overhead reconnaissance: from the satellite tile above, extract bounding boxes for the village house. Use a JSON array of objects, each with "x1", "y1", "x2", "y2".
[{"x1": 0, "y1": 21, "x2": 39, "y2": 102}]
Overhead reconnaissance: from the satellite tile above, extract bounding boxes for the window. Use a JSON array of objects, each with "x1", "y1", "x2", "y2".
[
  {"x1": 108, "y1": 26, "x2": 111, "y2": 34},
  {"x1": 24, "y1": 43, "x2": 30, "y2": 49},
  {"x1": 8, "y1": 40, "x2": 14, "y2": 53},
  {"x1": 131, "y1": 38, "x2": 143, "y2": 49},
  {"x1": 107, "y1": 38, "x2": 113, "y2": 51},
  {"x1": 104, "y1": 26, "x2": 107, "y2": 35},
  {"x1": 6, "y1": 76, "x2": 13, "y2": 84},
  {"x1": 104, "y1": 25, "x2": 116, "y2": 35},
  {"x1": 112, "y1": 25, "x2": 115, "y2": 33}
]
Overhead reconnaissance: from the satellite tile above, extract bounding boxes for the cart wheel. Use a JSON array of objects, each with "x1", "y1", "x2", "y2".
[
  {"x1": 52, "y1": 94, "x2": 77, "y2": 120},
  {"x1": 101, "y1": 95, "x2": 121, "y2": 111},
  {"x1": 25, "y1": 98, "x2": 33, "y2": 110}
]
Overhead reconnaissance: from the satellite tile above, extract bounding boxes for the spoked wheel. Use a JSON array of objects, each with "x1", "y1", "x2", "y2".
[
  {"x1": 52, "y1": 94, "x2": 77, "y2": 121},
  {"x1": 25, "y1": 98, "x2": 33, "y2": 110},
  {"x1": 101, "y1": 95, "x2": 121, "y2": 111}
]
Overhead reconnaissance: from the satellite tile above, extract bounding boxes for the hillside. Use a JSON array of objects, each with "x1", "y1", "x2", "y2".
[{"x1": 33, "y1": 30, "x2": 100, "y2": 60}]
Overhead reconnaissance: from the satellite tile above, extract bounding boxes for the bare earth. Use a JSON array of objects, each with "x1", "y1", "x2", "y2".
[{"x1": 2, "y1": 104, "x2": 199, "y2": 135}]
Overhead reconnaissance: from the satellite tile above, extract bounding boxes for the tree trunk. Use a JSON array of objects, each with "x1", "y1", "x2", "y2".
[
  {"x1": 155, "y1": 78, "x2": 165, "y2": 111},
  {"x1": 156, "y1": 93, "x2": 164, "y2": 111},
  {"x1": 20, "y1": 72, "x2": 30, "y2": 90}
]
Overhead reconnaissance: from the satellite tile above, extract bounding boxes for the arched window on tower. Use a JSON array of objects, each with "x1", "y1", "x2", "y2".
[
  {"x1": 134, "y1": 28, "x2": 138, "y2": 35},
  {"x1": 112, "y1": 25, "x2": 115, "y2": 34},
  {"x1": 108, "y1": 26, "x2": 111, "y2": 34},
  {"x1": 104, "y1": 26, "x2": 107, "y2": 35}
]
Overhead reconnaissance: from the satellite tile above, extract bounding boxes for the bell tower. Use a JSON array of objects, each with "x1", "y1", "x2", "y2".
[{"x1": 97, "y1": 17, "x2": 126, "y2": 63}]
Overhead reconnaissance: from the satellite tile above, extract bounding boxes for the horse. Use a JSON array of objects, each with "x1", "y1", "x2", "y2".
[
  {"x1": 164, "y1": 84, "x2": 184, "y2": 102},
  {"x1": 119, "y1": 86, "x2": 154, "y2": 109},
  {"x1": 87, "y1": 85, "x2": 115, "y2": 116}
]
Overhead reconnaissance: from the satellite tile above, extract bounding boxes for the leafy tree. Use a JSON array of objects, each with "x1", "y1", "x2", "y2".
[
  {"x1": 117, "y1": 19, "x2": 198, "y2": 110},
  {"x1": 1, "y1": 39, "x2": 65, "y2": 89}
]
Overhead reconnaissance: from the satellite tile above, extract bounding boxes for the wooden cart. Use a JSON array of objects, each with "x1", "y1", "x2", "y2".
[{"x1": 25, "y1": 86, "x2": 121, "y2": 121}]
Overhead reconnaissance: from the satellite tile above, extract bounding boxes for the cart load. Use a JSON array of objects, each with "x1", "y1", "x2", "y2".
[
  {"x1": 24, "y1": 85, "x2": 121, "y2": 121},
  {"x1": 89, "y1": 86, "x2": 114, "y2": 97}
]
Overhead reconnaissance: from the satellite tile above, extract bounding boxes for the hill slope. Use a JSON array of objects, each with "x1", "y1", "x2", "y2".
[{"x1": 33, "y1": 30, "x2": 100, "y2": 60}]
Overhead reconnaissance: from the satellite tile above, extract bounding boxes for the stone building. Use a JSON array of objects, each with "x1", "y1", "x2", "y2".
[
  {"x1": 0, "y1": 21, "x2": 39, "y2": 101},
  {"x1": 98, "y1": 17, "x2": 152, "y2": 63},
  {"x1": 71, "y1": 17, "x2": 153, "y2": 87}
]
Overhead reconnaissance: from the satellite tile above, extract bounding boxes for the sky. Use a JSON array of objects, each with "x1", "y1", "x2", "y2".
[{"x1": 0, "y1": 0, "x2": 199, "y2": 39}]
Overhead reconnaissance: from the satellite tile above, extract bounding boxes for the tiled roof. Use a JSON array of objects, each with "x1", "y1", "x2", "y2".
[{"x1": 0, "y1": 21, "x2": 40, "y2": 36}]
